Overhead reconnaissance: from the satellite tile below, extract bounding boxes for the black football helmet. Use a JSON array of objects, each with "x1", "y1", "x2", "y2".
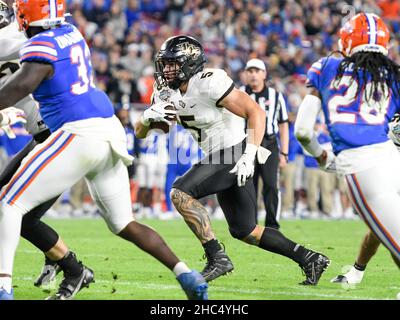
[{"x1": 155, "y1": 35, "x2": 207, "y2": 90}]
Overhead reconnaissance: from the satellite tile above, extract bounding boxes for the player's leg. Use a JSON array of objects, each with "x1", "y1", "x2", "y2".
[
  {"x1": 217, "y1": 180, "x2": 330, "y2": 285},
  {"x1": 258, "y1": 141, "x2": 280, "y2": 228},
  {"x1": 86, "y1": 155, "x2": 207, "y2": 300},
  {"x1": 171, "y1": 158, "x2": 240, "y2": 282},
  {"x1": 346, "y1": 165, "x2": 400, "y2": 268},
  {"x1": 0, "y1": 135, "x2": 89, "y2": 291},
  {"x1": 0, "y1": 131, "x2": 96, "y2": 300},
  {"x1": 331, "y1": 230, "x2": 380, "y2": 284}
]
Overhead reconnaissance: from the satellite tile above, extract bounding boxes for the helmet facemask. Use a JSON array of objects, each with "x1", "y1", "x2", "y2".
[
  {"x1": 155, "y1": 57, "x2": 186, "y2": 90},
  {"x1": 154, "y1": 36, "x2": 207, "y2": 90}
]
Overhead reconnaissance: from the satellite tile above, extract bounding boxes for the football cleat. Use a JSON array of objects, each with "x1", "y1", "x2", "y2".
[
  {"x1": 201, "y1": 248, "x2": 234, "y2": 282},
  {"x1": 331, "y1": 267, "x2": 364, "y2": 284},
  {"x1": 46, "y1": 266, "x2": 94, "y2": 300},
  {"x1": 0, "y1": 288, "x2": 13, "y2": 300},
  {"x1": 177, "y1": 270, "x2": 208, "y2": 300},
  {"x1": 34, "y1": 262, "x2": 61, "y2": 291},
  {"x1": 299, "y1": 252, "x2": 331, "y2": 285}
]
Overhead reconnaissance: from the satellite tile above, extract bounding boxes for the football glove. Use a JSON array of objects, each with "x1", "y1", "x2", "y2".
[
  {"x1": 141, "y1": 102, "x2": 176, "y2": 126},
  {"x1": 230, "y1": 144, "x2": 271, "y2": 187},
  {"x1": 0, "y1": 107, "x2": 27, "y2": 139},
  {"x1": 0, "y1": 107, "x2": 26, "y2": 126},
  {"x1": 0, "y1": 1, "x2": 13, "y2": 29}
]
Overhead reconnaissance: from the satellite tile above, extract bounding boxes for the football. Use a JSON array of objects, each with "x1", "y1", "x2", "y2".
[{"x1": 149, "y1": 104, "x2": 176, "y2": 133}]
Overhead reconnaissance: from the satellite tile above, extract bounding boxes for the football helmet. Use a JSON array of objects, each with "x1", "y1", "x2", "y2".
[
  {"x1": 14, "y1": 0, "x2": 66, "y2": 33},
  {"x1": 339, "y1": 13, "x2": 390, "y2": 56},
  {"x1": 154, "y1": 35, "x2": 206, "y2": 90}
]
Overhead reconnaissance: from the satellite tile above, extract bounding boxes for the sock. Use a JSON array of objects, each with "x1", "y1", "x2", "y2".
[
  {"x1": 354, "y1": 262, "x2": 366, "y2": 271},
  {"x1": 173, "y1": 262, "x2": 192, "y2": 277},
  {"x1": 203, "y1": 239, "x2": 222, "y2": 256},
  {"x1": 56, "y1": 251, "x2": 83, "y2": 276},
  {"x1": 259, "y1": 227, "x2": 313, "y2": 265},
  {"x1": 0, "y1": 203, "x2": 23, "y2": 278},
  {"x1": 45, "y1": 255, "x2": 57, "y2": 266},
  {"x1": 0, "y1": 277, "x2": 12, "y2": 294}
]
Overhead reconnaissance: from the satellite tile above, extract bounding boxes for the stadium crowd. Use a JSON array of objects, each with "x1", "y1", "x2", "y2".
[{"x1": 1, "y1": 0, "x2": 400, "y2": 220}]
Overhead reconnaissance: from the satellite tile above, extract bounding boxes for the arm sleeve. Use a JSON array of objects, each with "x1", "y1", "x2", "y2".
[
  {"x1": 19, "y1": 38, "x2": 58, "y2": 65},
  {"x1": 306, "y1": 58, "x2": 326, "y2": 91},
  {"x1": 277, "y1": 92, "x2": 289, "y2": 123}
]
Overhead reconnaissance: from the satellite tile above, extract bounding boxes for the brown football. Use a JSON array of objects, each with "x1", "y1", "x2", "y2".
[{"x1": 149, "y1": 104, "x2": 176, "y2": 133}]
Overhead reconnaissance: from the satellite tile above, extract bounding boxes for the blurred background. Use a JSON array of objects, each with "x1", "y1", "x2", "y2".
[{"x1": 1, "y1": 0, "x2": 399, "y2": 221}]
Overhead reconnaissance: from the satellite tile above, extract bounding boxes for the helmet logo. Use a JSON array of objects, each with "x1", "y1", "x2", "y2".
[{"x1": 177, "y1": 42, "x2": 201, "y2": 60}]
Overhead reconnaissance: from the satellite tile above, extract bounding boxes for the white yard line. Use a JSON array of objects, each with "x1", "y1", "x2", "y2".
[{"x1": 14, "y1": 276, "x2": 389, "y2": 300}]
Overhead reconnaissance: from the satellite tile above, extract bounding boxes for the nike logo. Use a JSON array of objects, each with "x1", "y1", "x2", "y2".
[{"x1": 189, "y1": 104, "x2": 196, "y2": 108}]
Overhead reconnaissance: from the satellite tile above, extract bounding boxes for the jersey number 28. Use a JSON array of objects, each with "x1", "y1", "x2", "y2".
[{"x1": 328, "y1": 76, "x2": 389, "y2": 125}]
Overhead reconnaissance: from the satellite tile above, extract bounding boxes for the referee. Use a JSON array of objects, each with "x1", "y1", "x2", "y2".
[{"x1": 241, "y1": 58, "x2": 289, "y2": 229}]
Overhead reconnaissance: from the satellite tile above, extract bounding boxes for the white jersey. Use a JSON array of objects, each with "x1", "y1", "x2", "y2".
[
  {"x1": 152, "y1": 68, "x2": 246, "y2": 154},
  {"x1": 0, "y1": 21, "x2": 47, "y2": 136}
]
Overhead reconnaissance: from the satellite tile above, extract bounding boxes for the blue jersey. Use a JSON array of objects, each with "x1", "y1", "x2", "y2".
[
  {"x1": 19, "y1": 23, "x2": 114, "y2": 132},
  {"x1": 307, "y1": 56, "x2": 400, "y2": 154}
]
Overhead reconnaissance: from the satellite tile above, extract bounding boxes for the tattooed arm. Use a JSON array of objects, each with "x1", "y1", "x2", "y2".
[{"x1": 170, "y1": 188, "x2": 215, "y2": 243}]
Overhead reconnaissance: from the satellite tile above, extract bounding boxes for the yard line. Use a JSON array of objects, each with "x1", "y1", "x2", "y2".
[{"x1": 14, "y1": 276, "x2": 389, "y2": 300}]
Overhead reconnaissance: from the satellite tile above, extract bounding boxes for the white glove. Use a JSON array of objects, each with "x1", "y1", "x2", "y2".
[
  {"x1": 141, "y1": 102, "x2": 176, "y2": 126},
  {"x1": 0, "y1": 107, "x2": 27, "y2": 139},
  {"x1": 230, "y1": 144, "x2": 258, "y2": 187},
  {"x1": 0, "y1": 107, "x2": 27, "y2": 126},
  {"x1": 318, "y1": 150, "x2": 337, "y2": 173}
]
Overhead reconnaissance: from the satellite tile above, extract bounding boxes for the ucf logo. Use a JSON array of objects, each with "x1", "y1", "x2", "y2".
[{"x1": 177, "y1": 42, "x2": 201, "y2": 60}]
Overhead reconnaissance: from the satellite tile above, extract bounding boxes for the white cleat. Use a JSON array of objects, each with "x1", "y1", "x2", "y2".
[{"x1": 331, "y1": 266, "x2": 364, "y2": 284}]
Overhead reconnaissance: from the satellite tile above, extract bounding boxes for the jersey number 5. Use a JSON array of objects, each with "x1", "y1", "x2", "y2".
[
  {"x1": 179, "y1": 115, "x2": 206, "y2": 143},
  {"x1": 70, "y1": 45, "x2": 94, "y2": 95}
]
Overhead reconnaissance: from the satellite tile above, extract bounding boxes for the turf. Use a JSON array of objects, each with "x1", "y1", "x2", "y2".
[{"x1": 13, "y1": 218, "x2": 400, "y2": 300}]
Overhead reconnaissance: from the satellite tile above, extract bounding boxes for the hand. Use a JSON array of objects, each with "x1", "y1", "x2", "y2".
[
  {"x1": 141, "y1": 102, "x2": 176, "y2": 126},
  {"x1": 0, "y1": 107, "x2": 27, "y2": 126},
  {"x1": 316, "y1": 149, "x2": 336, "y2": 173},
  {"x1": 230, "y1": 144, "x2": 258, "y2": 187},
  {"x1": 0, "y1": 1, "x2": 13, "y2": 29},
  {"x1": 279, "y1": 152, "x2": 288, "y2": 169}
]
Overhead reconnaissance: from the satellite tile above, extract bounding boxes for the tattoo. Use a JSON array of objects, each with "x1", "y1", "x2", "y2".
[
  {"x1": 243, "y1": 234, "x2": 259, "y2": 246},
  {"x1": 171, "y1": 188, "x2": 214, "y2": 243},
  {"x1": 242, "y1": 225, "x2": 264, "y2": 246}
]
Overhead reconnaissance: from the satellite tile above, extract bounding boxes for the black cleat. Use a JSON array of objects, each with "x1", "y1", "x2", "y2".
[
  {"x1": 34, "y1": 263, "x2": 61, "y2": 291},
  {"x1": 299, "y1": 252, "x2": 330, "y2": 285},
  {"x1": 46, "y1": 266, "x2": 95, "y2": 300},
  {"x1": 200, "y1": 249, "x2": 234, "y2": 282}
]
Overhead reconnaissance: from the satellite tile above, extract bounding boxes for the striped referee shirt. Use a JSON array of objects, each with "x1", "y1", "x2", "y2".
[{"x1": 240, "y1": 84, "x2": 289, "y2": 137}]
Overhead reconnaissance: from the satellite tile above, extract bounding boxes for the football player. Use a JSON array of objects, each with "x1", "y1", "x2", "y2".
[
  {"x1": 135, "y1": 35, "x2": 330, "y2": 285},
  {"x1": 0, "y1": 0, "x2": 94, "y2": 293},
  {"x1": 0, "y1": 0, "x2": 208, "y2": 301},
  {"x1": 331, "y1": 114, "x2": 400, "y2": 285},
  {"x1": 295, "y1": 13, "x2": 400, "y2": 298}
]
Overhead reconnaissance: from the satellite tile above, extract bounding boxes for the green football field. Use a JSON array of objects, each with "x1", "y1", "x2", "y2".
[{"x1": 12, "y1": 218, "x2": 400, "y2": 300}]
